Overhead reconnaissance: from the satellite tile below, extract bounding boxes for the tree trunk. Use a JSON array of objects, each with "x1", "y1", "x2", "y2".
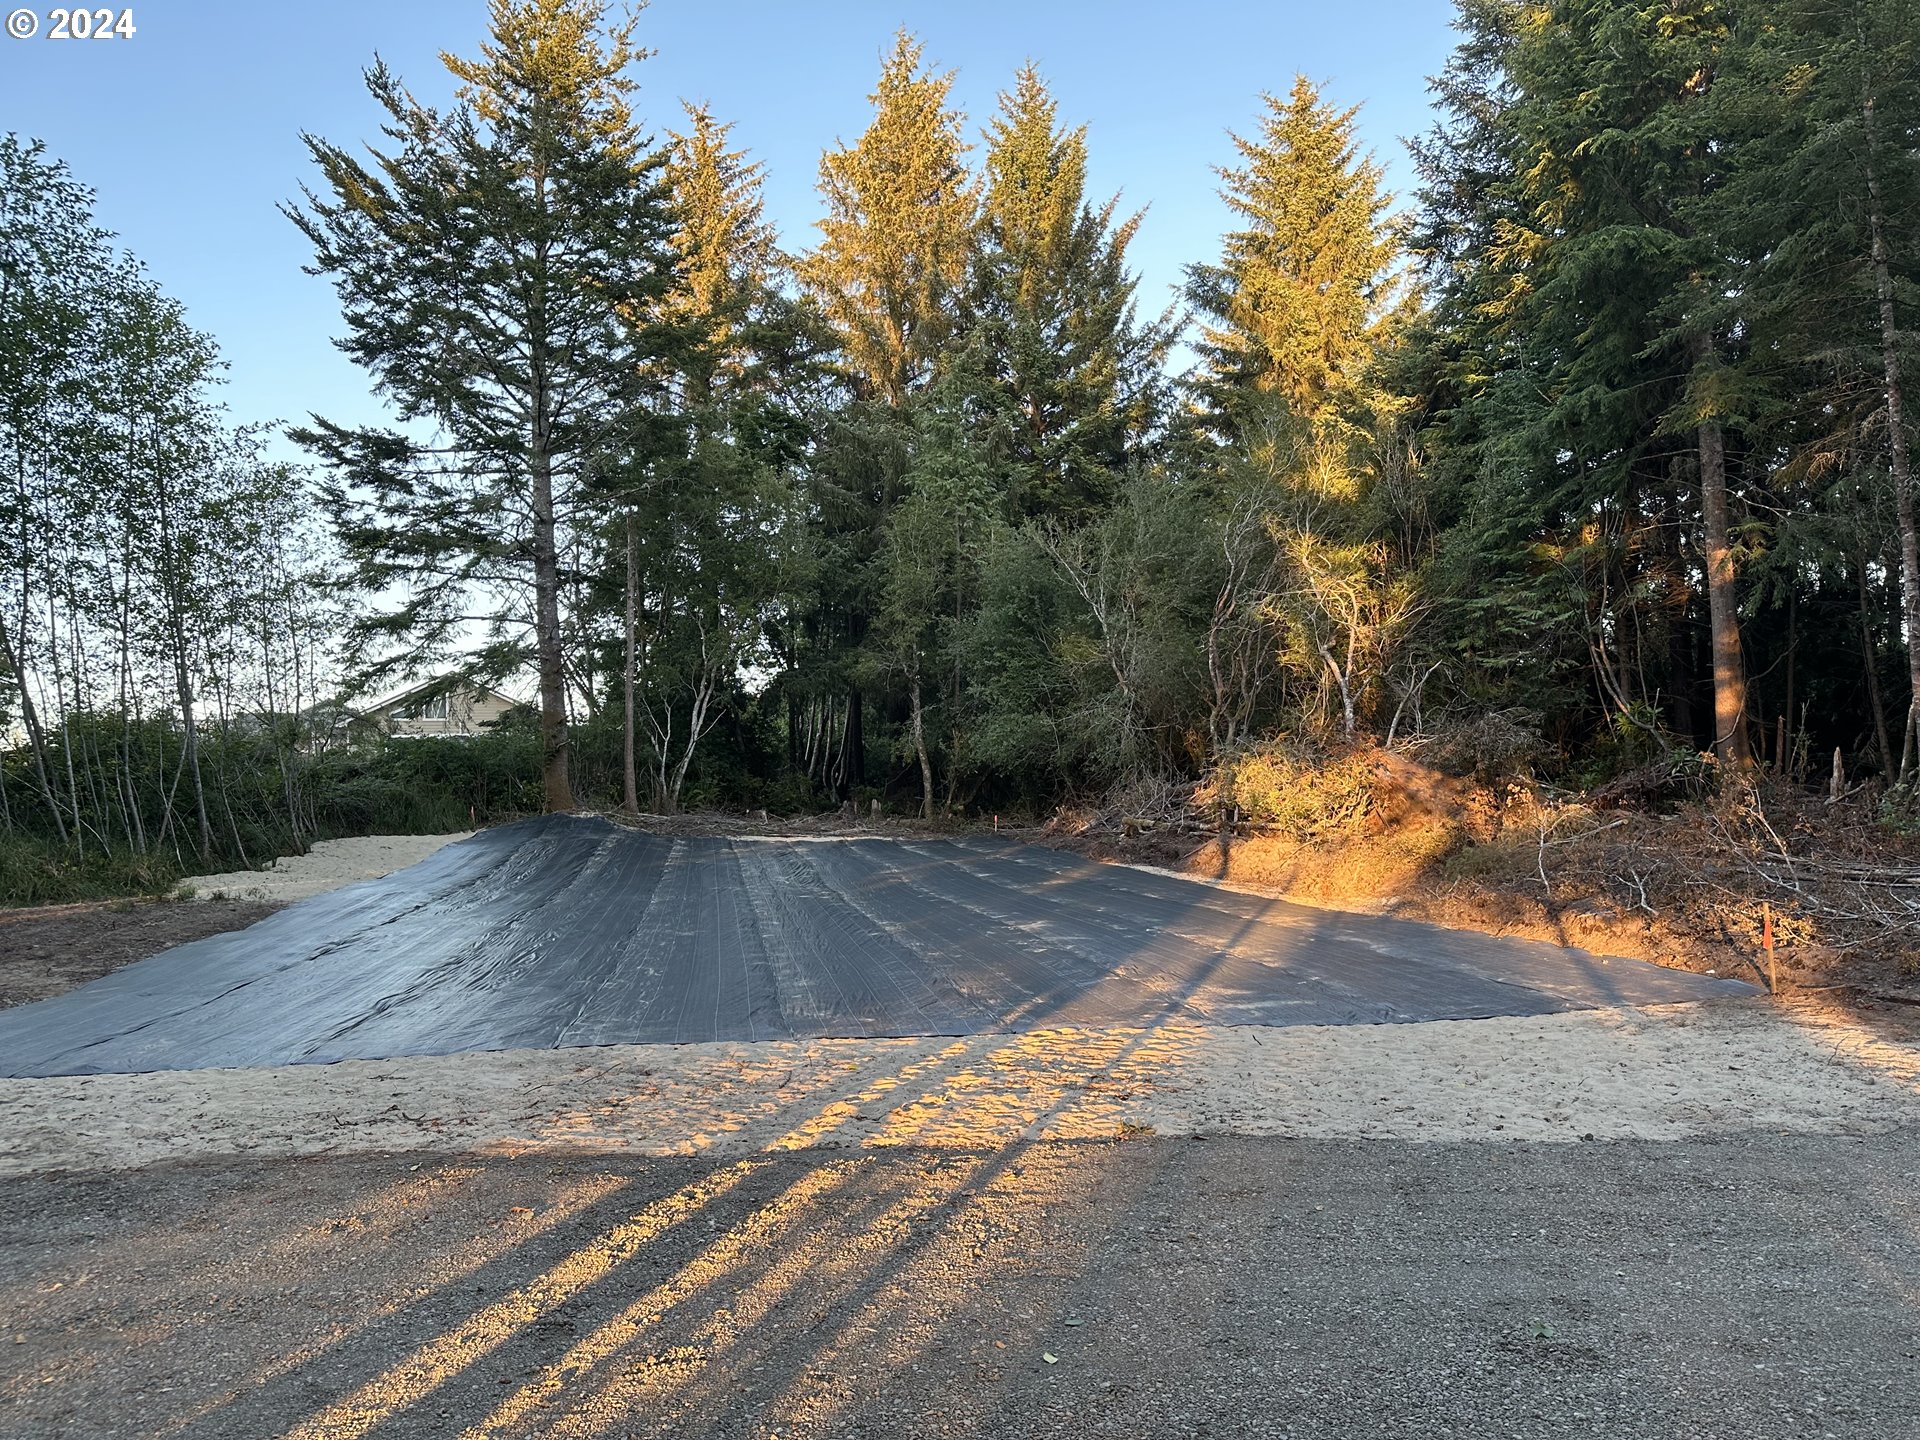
[
  {"x1": 525, "y1": 136, "x2": 574, "y2": 815},
  {"x1": 1319, "y1": 642, "x2": 1356, "y2": 744},
  {"x1": 1858, "y1": 560, "x2": 1889, "y2": 779},
  {"x1": 1693, "y1": 336, "x2": 1750, "y2": 770},
  {"x1": 844, "y1": 682, "x2": 865, "y2": 790},
  {"x1": 529, "y1": 444, "x2": 574, "y2": 812},
  {"x1": 1783, "y1": 588, "x2": 1797, "y2": 776},
  {"x1": 47, "y1": 589, "x2": 81, "y2": 853},
  {"x1": 151, "y1": 455, "x2": 213, "y2": 860},
  {"x1": 1863, "y1": 91, "x2": 1920, "y2": 781},
  {"x1": 0, "y1": 608, "x2": 64, "y2": 842},
  {"x1": 667, "y1": 665, "x2": 719, "y2": 814},
  {"x1": 621, "y1": 511, "x2": 639, "y2": 815},
  {"x1": 909, "y1": 670, "x2": 933, "y2": 820},
  {"x1": 173, "y1": 647, "x2": 211, "y2": 861}
]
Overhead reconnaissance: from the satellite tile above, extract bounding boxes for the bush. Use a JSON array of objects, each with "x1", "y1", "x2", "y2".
[
  {"x1": 0, "y1": 835, "x2": 181, "y2": 907},
  {"x1": 1195, "y1": 741, "x2": 1381, "y2": 838},
  {"x1": 1422, "y1": 710, "x2": 1547, "y2": 782},
  {"x1": 304, "y1": 731, "x2": 545, "y2": 833}
]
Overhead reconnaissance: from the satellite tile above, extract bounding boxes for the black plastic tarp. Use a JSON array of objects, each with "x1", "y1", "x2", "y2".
[{"x1": 0, "y1": 815, "x2": 1754, "y2": 1076}]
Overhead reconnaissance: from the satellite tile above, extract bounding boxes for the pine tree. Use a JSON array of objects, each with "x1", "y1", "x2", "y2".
[
  {"x1": 611, "y1": 101, "x2": 801, "y2": 813},
  {"x1": 799, "y1": 31, "x2": 977, "y2": 407},
  {"x1": 1703, "y1": 0, "x2": 1920, "y2": 773},
  {"x1": 287, "y1": 0, "x2": 678, "y2": 812},
  {"x1": 967, "y1": 65, "x2": 1168, "y2": 522},
  {"x1": 1183, "y1": 81, "x2": 1415, "y2": 743},
  {"x1": 1513, "y1": 0, "x2": 1752, "y2": 767},
  {"x1": 1188, "y1": 76, "x2": 1407, "y2": 438},
  {"x1": 662, "y1": 102, "x2": 783, "y2": 405},
  {"x1": 1406, "y1": 0, "x2": 1763, "y2": 767},
  {"x1": 782, "y1": 34, "x2": 978, "y2": 799}
]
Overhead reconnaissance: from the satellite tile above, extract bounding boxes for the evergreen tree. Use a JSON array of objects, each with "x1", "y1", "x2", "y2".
[
  {"x1": 1188, "y1": 76, "x2": 1408, "y2": 439},
  {"x1": 287, "y1": 0, "x2": 678, "y2": 811},
  {"x1": 1184, "y1": 81, "x2": 1417, "y2": 742},
  {"x1": 799, "y1": 31, "x2": 977, "y2": 407},
  {"x1": 610, "y1": 101, "x2": 803, "y2": 813},
  {"x1": 966, "y1": 66, "x2": 1169, "y2": 522},
  {"x1": 1702, "y1": 0, "x2": 1920, "y2": 772},
  {"x1": 783, "y1": 33, "x2": 978, "y2": 798},
  {"x1": 1409, "y1": 0, "x2": 1758, "y2": 766},
  {"x1": 661, "y1": 102, "x2": 784, "y2": 405}
]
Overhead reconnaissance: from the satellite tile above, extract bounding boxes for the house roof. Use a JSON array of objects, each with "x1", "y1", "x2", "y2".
[{"x1": 351, "y1": 673, "x2": 532, "y2": 717}]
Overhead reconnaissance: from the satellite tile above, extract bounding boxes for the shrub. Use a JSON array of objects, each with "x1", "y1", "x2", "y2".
[
  {"x1": 1422, "y1": 710, "x2": 1547, "y2": 782},
  {"x1": 0, "y1": 835, "x2": 181, "y2": 907},
  {"x1": 1195, "y1": 741, "x2": 1381, "y2": 838}
]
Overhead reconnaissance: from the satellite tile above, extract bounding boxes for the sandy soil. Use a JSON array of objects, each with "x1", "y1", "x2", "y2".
[
  {"x1": 179, "y1": 831, "x2": 472, "y2": 903},
  {"x1": 3, "y1": 995, "x2": 1915, "y2": 1178}
]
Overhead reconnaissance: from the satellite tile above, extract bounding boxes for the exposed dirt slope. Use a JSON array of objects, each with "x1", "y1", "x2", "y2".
[{"x1": 1045, "y1": 746, "x2": 1920, "y2": 1003}]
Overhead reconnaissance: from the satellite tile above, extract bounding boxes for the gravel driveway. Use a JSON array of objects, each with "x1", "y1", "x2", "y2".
[{"x1": 3, "y1": 1132, "x2": 1915, "y2": 1439}]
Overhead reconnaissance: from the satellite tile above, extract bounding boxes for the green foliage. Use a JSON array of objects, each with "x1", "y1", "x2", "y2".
[
  {"x1": 15, "y1": 2, "x2": 1920, "y2": 880},
  {"x1": 1404, "y1": 0, "x2": 1920, "y2": 774},
  {"x1": 1187, "y1": 75, "x2": 1410, "y2": 438},
  {"x1": 0, "y1": 725, "x2": 545, "y2": 906},
  {"x1": 304, "y1": 733, "x2": 545, "y2": 834},
  {"x1": 962, "y1": 66, "x2": 1172, "y2": 524},
  {"x1": 798, "y1": 31, "x2": 978, "y2": 407},
  {"x1": 0, "y1": 835, "x2": 181, "y2": 908},
  {"x1": 289, "y1": 0, "x2": 683, "y2": 812}
]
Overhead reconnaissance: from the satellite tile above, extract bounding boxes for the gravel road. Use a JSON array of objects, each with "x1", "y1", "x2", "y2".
[{"x1": 3, "y1": 1132, "x2": 1915, "y2": 1439}]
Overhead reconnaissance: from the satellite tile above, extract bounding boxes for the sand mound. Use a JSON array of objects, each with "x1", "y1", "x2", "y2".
[{"x1": 179, "y1": 832, "x2": 472, "y2": 904}]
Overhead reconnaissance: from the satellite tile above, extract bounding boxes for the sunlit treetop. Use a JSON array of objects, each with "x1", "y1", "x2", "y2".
[
  {"x1": 1190, "y1": 74, "x2": 1409, "y2": 432},
  {"x1": 800, "y1": 30, "x2": 979, "y2": 406},
  {"x1": 442, "y1": 0, "x2": 645, "y2": 159}
]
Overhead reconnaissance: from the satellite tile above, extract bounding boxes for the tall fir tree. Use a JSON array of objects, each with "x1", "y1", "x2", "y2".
[
  {"x1": 784, "y1": 33, "x2": 978, "y2": 796},
  {"x1": 799, "y1": 31, "x2": 978, "y2": 408},
  {"x1": 1702, "y1": 0, "x2": 1920, "y2": 772},
  {"x1": 1184, "y1": 81, "x2": 1417, "y2": 741},
  {"x1": 1187, "y1": 75, "x2": 1407, "y2": 440},
  {"x1": 661, "y1": 102, "x2": 783, "y2": 406},
  {"x1": 1406, "y1": 0, "x2": 1763, "y2": 766},
  {"x1": 966, "y1": 66, "x2": 1169, "y2": 522},
  {"x1": 610, "y1": 101, "x2": 802, "y2": 813},
  {"x1": 287, "y1": 0, "x2": 678, "y2": 811},
  {"x1": 1507, "y1": 0, "x2": 1751, "y2": 766}
]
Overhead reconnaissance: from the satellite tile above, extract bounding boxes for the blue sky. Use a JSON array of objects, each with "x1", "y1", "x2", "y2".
[{"x1": 1, "y1": 1, "x2": 1462, "y2": 451}]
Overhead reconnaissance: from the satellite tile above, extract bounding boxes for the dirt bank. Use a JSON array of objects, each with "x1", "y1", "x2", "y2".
[{"x1": 1047, "y1": 748, "x2": 1920, "y2": 1002}]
